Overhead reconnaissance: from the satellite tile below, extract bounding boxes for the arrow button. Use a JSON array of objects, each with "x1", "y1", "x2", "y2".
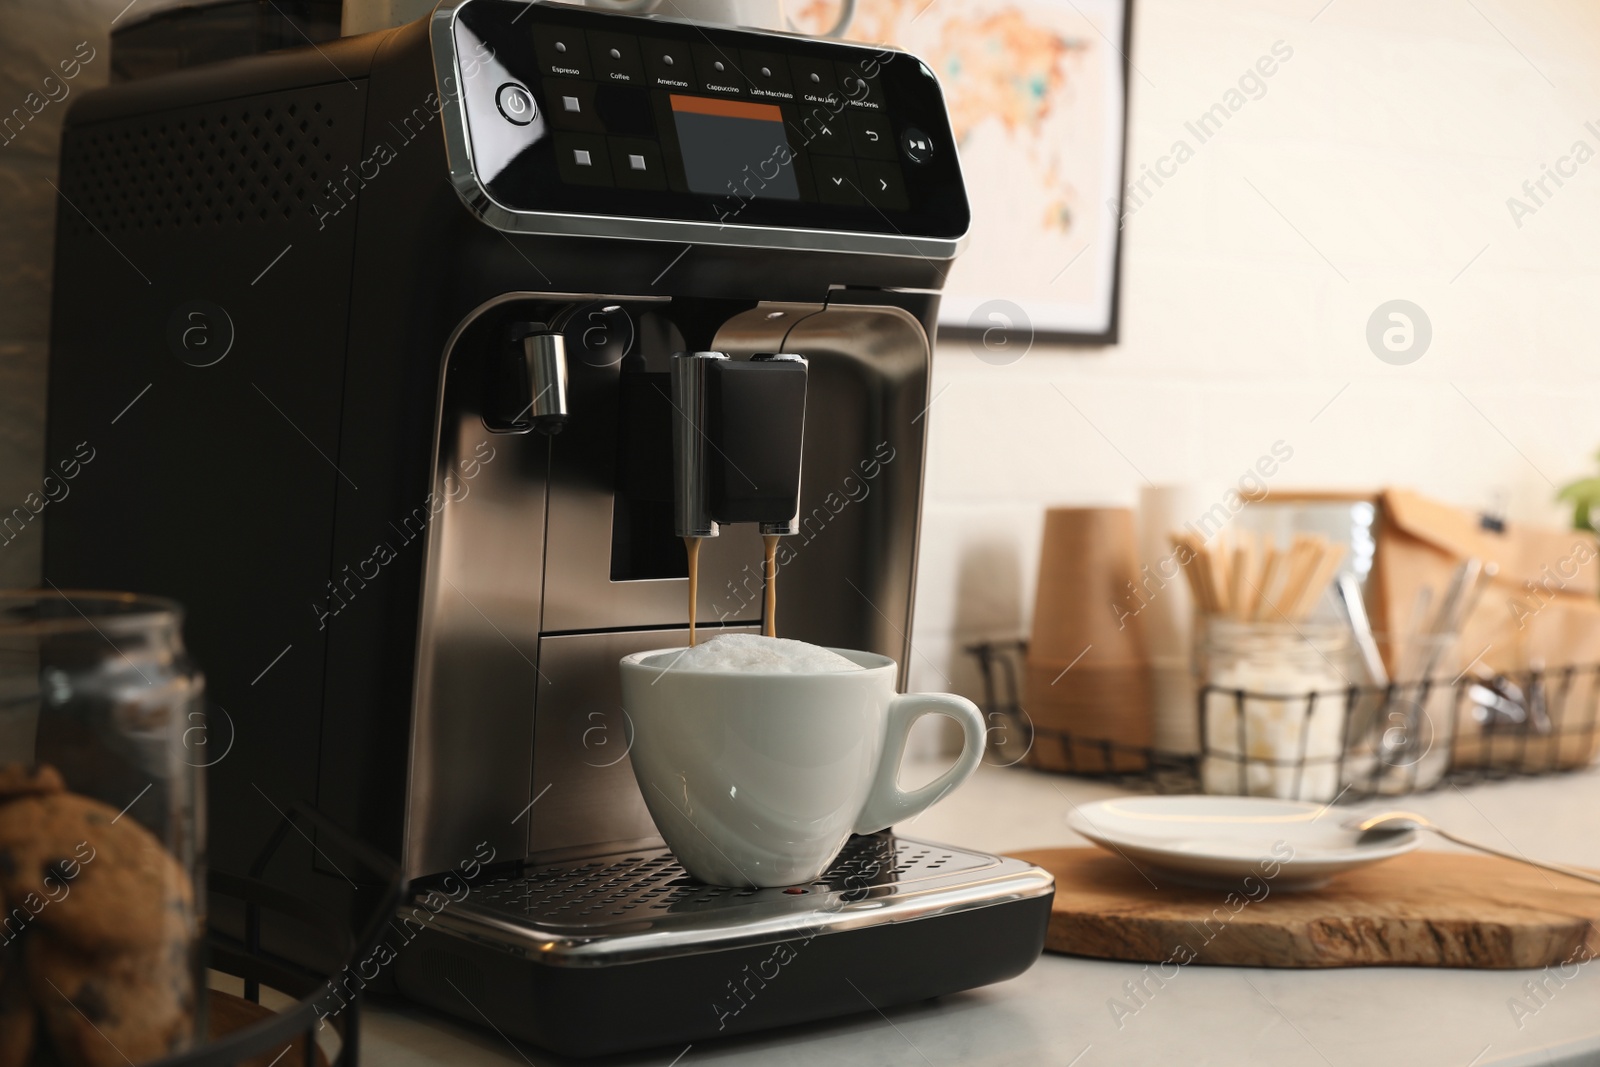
[
  {"x1": 848, "y1": 112, "x2": 896, "y2": 159},
  {"x1": 814, "y1": 157, "x2": 863, "y2": 206},
  {"x1": 858, "y1": 160, "x2": 909, "y2": 211}
]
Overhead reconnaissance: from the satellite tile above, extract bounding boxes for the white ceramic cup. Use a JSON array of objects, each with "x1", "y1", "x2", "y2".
[{"x1": 619, "y1": 647, "x2": 986, "y2": 887}]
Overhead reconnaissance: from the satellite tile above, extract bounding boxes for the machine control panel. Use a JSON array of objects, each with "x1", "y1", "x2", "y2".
[{"x1": 438, "y1": 0, "x2": 970, "y2": 248}]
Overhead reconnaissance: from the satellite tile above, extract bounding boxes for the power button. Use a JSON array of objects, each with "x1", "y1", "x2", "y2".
[
  {"x1": 496, "y1": 82, "x2": 537, "y2": 126},
  {"x1": 900, "y1": 127, "x2": 934, "y2": 164}
]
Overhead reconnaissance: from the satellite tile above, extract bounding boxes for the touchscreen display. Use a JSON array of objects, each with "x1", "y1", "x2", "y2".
[{"x1": 670, "y1": 96, "x2": 800, "y2": 201}]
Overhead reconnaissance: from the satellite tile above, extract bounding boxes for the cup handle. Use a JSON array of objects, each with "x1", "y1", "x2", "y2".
[{"x1": 853, "y1": 692, "x2": 985, "y2": 834}]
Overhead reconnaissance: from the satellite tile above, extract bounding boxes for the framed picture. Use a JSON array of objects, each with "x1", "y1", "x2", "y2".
[{"x1": 803, "y1": 0, "x2": 1132, "y2": 345}]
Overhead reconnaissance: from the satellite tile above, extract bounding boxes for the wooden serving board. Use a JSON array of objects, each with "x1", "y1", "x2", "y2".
[{"x1": 1013, "y1": 848, "x2": 1600, "y2": 969}]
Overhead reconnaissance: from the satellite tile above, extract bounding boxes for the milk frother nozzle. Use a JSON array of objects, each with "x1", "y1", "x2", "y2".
[{"x1": 508, "y1": 321, "x2": 571, "y2": 436}]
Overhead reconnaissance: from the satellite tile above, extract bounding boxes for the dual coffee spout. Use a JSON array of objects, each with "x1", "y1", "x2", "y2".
[
  {"x1": 670, "y1": 351, "x2": 808, "y2": 540},
  {"x1": 489, "y1": 333, "x2": 807, "y2": 642},
  {"x1": 488, "y1": 326, "x2": 808, "y2": 535},
  {"x1": 672, "y1": 351, "x2": 808, "y2": 644}
]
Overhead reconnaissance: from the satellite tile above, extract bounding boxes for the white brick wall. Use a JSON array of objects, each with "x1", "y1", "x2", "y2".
[
  {"x1": 3, "y1": 0, "x2": 1599, "y2": 718},
  {"x1": 908, "y1": 0, "x2": 1600, "y2": 701}
]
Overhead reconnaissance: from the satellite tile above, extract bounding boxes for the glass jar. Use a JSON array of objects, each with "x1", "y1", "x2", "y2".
[
  {"x1": 1233, "y1": 494, "x2": 1379, "y2": 595},
  {"x1": 1196, "y1": 617, "x2": 1356, "y2": 801},
  {"x1": 0, "y1": 591, "x2": 206, "y2": 1065}
]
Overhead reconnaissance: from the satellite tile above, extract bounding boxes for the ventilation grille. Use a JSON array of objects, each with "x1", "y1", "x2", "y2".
[
  {"x1": 460, "y1": 837, "x2": 984, "y2": 928},
  {"x1": 58, "y1": 93, "x2": 344, "y2": 236}
]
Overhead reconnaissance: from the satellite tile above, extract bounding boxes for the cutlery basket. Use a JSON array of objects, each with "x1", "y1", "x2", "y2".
[{"x1": 1202, "y1": 662, "x2": 1600, "y2": 799}]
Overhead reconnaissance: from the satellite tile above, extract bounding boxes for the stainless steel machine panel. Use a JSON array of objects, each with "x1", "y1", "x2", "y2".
[
  {"x1": 407, "y1": 295, "x2": 932, "y2": 879},
  {"x1": 714, "y1": 300, "x2": 930, "y2": 686},
  {"x1": 407, "y1": 301, "x2": 549, "y2": 881},
  {"x1": 539, "y1": 301, "x2": 765, "y2": 633},
  {"x1": 528, "y1": 626, "x2": 756, "y2": 858}
]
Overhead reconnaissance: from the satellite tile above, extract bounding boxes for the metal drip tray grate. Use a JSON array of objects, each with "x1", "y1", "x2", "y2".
[
  {"x1": 420, "y1": 835, "x2": 1048, "y2": 967},
  {"x1": 470, "y1": 836, "x2": 983, "y2": 924}
]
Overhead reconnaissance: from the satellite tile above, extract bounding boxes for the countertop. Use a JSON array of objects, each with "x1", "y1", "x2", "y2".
[{"x1": 360, "y1": 762, "x2": 1600, "y2": 1067}]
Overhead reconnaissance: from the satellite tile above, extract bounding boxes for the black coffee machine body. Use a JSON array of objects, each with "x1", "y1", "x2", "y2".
[{"x1": 45, "y1": 1, "x2": 1052, "y2": 1054}]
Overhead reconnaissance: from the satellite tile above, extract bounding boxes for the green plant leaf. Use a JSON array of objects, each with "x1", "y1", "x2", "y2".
[{"x1": 1556, "y1": 477, "x2": 1600, "y2": 502}]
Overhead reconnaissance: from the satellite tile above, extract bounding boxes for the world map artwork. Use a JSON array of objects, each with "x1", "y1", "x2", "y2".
[{"x1": 795, "y1": 0, "x2": 1128, "y2": 338}]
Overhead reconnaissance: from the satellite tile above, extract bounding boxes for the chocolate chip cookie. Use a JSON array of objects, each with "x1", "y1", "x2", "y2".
[
  {"x1": 28, "y1": 931, "x2": 195, "y2": 1067},
  {"x1": 0, "y1": 792, "x2": 194, "y2": 956},
  {"x1": 0, "y1": 764, "x2": 64, "y2": 802}
]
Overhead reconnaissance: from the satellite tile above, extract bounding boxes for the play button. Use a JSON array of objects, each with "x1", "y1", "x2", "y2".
[{"x1": 900, "y1": 127, "x2": 933, "y2": 164}]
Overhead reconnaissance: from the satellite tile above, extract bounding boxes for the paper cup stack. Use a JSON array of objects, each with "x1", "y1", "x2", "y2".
[
  {"x1": 1135, "y1": 485, "x2": 1223, "y2": 754},
  {"x1": 1023, "y1": 507, "x2": 1152, "y2": 772}
]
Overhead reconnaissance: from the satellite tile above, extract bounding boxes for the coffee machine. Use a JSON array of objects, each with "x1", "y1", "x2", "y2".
[{"x1": 45, "y1": 0, "x2": 1052, "y2": 1054}]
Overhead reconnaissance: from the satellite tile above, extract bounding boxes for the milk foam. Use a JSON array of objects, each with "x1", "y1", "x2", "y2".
[{"x1": 667, "y1": 634, "x2": 862, "y2": 673}]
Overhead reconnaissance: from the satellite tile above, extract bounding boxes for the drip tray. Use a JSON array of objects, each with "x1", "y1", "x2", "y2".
[{"x1": 416, "y1": 833, "x2": 1053, "y2": 967}]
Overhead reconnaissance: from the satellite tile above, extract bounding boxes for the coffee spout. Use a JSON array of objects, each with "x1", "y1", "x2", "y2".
[
  {"x1": 671, "y1": 351, "x2": 727, "y2": 539},
  {"x1": 669, "y1": 351, "x2": 808, "y2": 540}
]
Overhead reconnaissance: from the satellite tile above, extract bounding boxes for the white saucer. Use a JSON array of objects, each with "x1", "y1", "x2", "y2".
[{"x1": 1066, "y1": 795, "x2": 1419, "y2": 891}]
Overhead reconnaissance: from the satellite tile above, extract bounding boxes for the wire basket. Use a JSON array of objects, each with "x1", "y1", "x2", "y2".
[
  {"x1": 148, "y1": 804, "x2": 404, "y2": 1067},
  {"x1": 969, "y1": 641, "x2": 1199, "y2": 791},
  {"x1": 968, "y1": 640, "x2": 1600, "y2": 801}
]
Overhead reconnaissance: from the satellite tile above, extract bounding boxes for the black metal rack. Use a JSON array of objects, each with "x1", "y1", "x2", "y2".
[
  {"x1": 969, "y1": 640, "x2": 1600, "y2": 801},
  {"x1": 146, "y1": 805, "x2": 404, "y2": 1067}
]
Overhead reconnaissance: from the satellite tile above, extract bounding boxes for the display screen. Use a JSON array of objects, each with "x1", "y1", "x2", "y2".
[
  {"x1": 449, "y1": 0, "x2": 970, "y2": 240},
  {"x1": 669, "y1": 96, "x2": 800, "y2": 201}
]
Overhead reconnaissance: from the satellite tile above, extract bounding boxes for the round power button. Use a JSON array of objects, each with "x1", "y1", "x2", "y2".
[
  {"x1": 496, "y1": 82, "x2": 536, "y2": 126},
  {"x1": 901, "y1": 127, "x2": 934, "y2": 164}
]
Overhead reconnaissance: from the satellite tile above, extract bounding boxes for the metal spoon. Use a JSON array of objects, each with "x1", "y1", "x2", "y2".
[
  {"x1": 1344, "y1": 811, "x2": 1600, "y2": 887},
  {"x1": 1334, "y1": 572, "x2": 1387, "y2": 688}
]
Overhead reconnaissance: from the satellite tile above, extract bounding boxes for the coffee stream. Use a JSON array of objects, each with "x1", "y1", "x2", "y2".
[
  {"x1": 762, "y1": 534, "x2": 780, "y2": 639},
  {"x1": 684, "y1": 536, "x2": 702, "y2": 647},
  {"x1": 684, "y1": 535, "x2": 781, "y2": 647}
]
